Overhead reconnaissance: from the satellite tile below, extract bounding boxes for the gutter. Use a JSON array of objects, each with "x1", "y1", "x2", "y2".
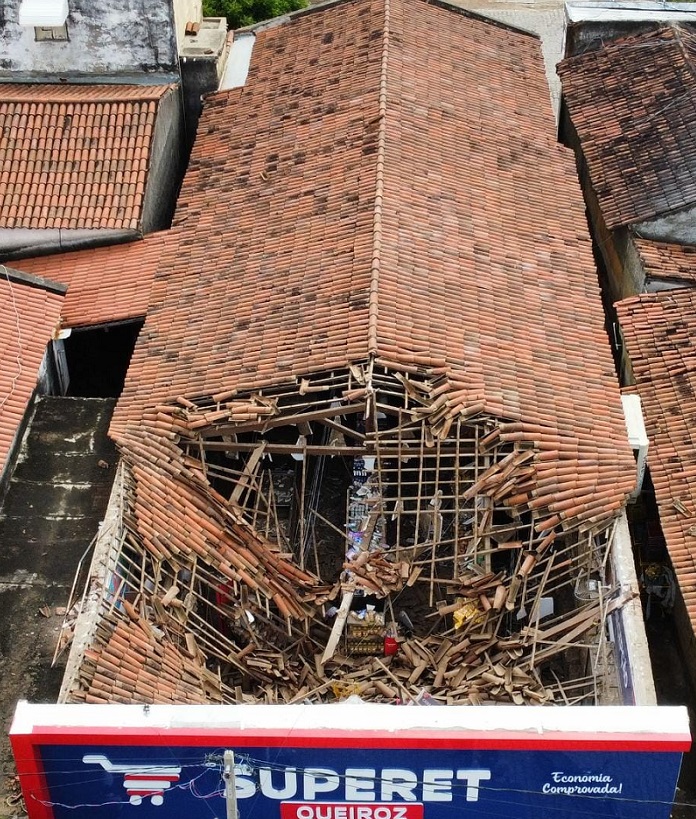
[{"x1": 0, "y1": 228, "x2": 139, "y2": 261}]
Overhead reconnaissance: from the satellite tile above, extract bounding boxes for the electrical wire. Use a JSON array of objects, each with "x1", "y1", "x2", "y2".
[
  {"x1": 29, "y1": 767, "x2": 222, "y2": 811},
  {"x1": 236, "y1": 753, "x2": 692, "y2": 811}
]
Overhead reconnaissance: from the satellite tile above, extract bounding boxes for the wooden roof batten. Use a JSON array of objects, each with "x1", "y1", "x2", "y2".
[{"x1": 62, "y1": 359, "x2": 632, "y2": 707}]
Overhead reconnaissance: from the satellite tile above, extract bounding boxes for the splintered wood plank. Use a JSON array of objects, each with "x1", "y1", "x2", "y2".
[
  {"x1": 321, "y1": 590, "x2": 354, "y2": 664},
  {"x1": 161, "y1": 584, "x2": 180, "y2": 607},
  {"x1": 319, "y1": 417, "x2": 366, "y2": 442},
  {"x1": 230, "y1": 443, "x2": 266, "y2": 505},
  {"x1": 406, "y1": 566, "x2": 423, "y2": 587}
]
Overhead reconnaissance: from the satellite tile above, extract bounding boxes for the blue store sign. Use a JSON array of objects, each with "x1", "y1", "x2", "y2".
[{"x1": 10, "y1": 702, "x2": 691, "y2": 819}]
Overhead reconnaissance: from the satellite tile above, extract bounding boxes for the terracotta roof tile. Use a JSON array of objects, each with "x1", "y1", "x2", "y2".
[
  {"x1": 0, "y1": 84, "x2": 174, "y2": 232},
  {"x1": 634, "y1": 236, "x2": 696, "y2": 287},
  {"x1": 65, "y1": 614, "x2": 216, "y2": 704},
  {"x1": 66, "y1": 0, "x2": 641, "y2": 698},
  {"x1": 0, "y1": 272, "x2": 63, "y2": 474},
  {"x1": 15, "y1": 232, "x2": 169, "y2": 328},
  {"x1": 616, "y1": 289, "x2": 696, "y2": 636},
  {"x1": 108, "y1": 0, "x2": 634, "y2": 531},
  {"x1": 558, "y1": 26, "x2": 696, "y2": 229}
]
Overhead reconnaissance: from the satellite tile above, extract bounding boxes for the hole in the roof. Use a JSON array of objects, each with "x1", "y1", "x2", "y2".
[{"x1": 62, "y1": 319, "x2": 143, "y2": 398}]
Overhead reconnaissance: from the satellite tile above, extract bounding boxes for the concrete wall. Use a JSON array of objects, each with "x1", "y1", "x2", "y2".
[
  {"x1": 559, "y1": 107, "x2": 645, "y2": 302},
  {"x1": 141, "y1": 87, "x2": 186, "y2": 233},
  {"x1": 635, "y1": 204, "x2": 696, "y2": 245},
  {"x1": 179, "y1": 17, "x2": 229, "y2": 149},
  {"x1": 172, "y1": 0, "x2": 203, "y2": 51},
  {"x1": 613, "y1": 228, "x2": 647, "y2": 298},
  {"x1": 610, "y1": 511, "x2": 657, "y2": 705},
  {"x1": 0, "y1": 0, "x2": 178, "y2": 82},
  {"x1": 180, "y1": 57, "x2": 221, "y2": 151},
  {"x1": 566, "y1": 20, "x2": 659, "y2": 56},
  {"x1": 58, "y1": 460, "x2": 126, "y2": 703},
  {"x1": 565, "y1": 7, "x2": 696, "y2": 58},
  {"x1": 673, "y1": 583, "x2": 696, "y2": 696}
]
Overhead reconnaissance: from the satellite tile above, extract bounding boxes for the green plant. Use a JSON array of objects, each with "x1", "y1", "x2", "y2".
[{"x1": 203, "y1": 0, "x2": 307, "y2": 29}]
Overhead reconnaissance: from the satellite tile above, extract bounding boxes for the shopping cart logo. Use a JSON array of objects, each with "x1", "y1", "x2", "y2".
[{"x1": 83, "y1": 754, "x2": 181, "y2": 806}]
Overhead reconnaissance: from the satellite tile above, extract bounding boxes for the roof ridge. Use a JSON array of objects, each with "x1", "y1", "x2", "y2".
[
  {"x1": 367, "y1": 0, "x2": 390, "y2": 356},
  {"x1": 672, "y1": 23, "x2": 696, "y2": 84},
  {"x1": 0, "y1": 83, "x2": 173, "y2": 103}
]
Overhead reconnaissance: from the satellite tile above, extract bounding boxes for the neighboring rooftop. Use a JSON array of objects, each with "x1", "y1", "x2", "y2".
[
  {"x1": 0, "y1": 84, "x2": 175, "y2": 235},
  {"x1": 16, "y1": 233, "x2": 169, "y2": 328},
  {"x1": 634, "y1": 236, "x2": 696, "y2": 288},
  {"x1": 616, "y1": 289, "x2": 696, "y2": 640},
  {"x1": 179, "y1": 16, "x2": 227, "y2": 60},
  {"x1": 0, "y1": 268, "x2": 64, "y2": 477},
  {"x1": 558, "y1": 25, "x2": 696, "y2": 230},
  {"x1": 566, "y1": 0, "x2": 696, "y2": 24}
]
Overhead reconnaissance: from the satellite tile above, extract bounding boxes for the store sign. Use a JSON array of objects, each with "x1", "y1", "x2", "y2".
[
  {"x1": 279, "y1": 802, "x2": 424, "y2": 819},
  {"x1": 11, "y1": 702, "x2": 690, "y2": 819}
]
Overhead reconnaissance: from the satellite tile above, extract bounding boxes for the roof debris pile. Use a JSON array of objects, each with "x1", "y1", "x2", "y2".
[
  {"x1": 73, "y1": 613, "x2": 220, "y2": 705},
  {"x1": 64, "y1": 365, "x2": 631, "y2": 706}
]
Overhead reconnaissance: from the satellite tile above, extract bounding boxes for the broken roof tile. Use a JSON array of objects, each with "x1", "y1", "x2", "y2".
[{"x1": 66, "y1": 614, "x2": 217, "y2": 705}]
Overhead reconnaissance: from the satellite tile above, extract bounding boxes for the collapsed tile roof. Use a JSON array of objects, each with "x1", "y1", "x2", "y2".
[
  {"x1": 616, "y1": 289, "x2": 696, "y2": 635},
  {"x1": 16, "y1": 232, "x2": 169, "y2": 328},
  {"x1": 112, "y1": 0, "x2": 635, "y2": 531},
  {"x1": 0, "y1": 84, "x2": 174, "y2": 232},
  {"x1": 60, "y1": 0, "x2": 641, "y2": 709},
  {"x1": 0, "y1": 270, "x2": 64, "y2": 475},
  {"x1": 634, "y1": 236, "x2": 696, "y2": 287},
  {"x1": 557, "y1": 25, "x2": 696, "y2": 230}
]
